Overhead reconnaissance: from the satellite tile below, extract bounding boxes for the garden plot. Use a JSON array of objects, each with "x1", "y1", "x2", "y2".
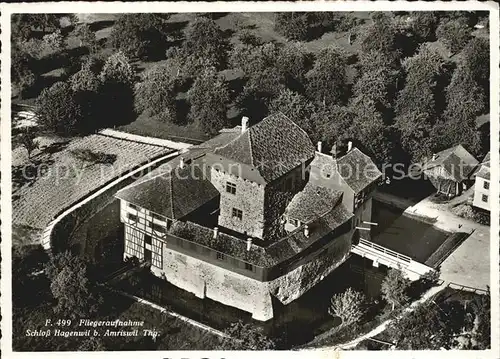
[{"x1": 12, "y1": 134, "x2": 173, "y2": 230}]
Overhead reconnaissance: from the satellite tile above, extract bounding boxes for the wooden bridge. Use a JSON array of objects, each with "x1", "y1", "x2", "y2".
[{"x1": 351, "y1": 238, "x2": 434, "y2": 280}]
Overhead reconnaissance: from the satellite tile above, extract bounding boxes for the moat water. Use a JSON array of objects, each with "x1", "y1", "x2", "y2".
[{"x1": 73, "y1": 198, "x2": 450, "y2": 347}]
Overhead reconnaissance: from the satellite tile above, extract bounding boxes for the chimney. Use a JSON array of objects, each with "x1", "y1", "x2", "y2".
[
  {"x1": 241, "y1": 116, "x2": 249, "y2": 133},
  {"x1": 347, "y1": 141, "x2": 353, "y2": 152},
  {"x1": 179, "y1": 157, "x2": 185, "y2": 169},
  {"x1": 432, "y1": 153, "x2": 437, "y2": 161},
  {"x1": 246, "y1": 237, "x2": 253, "y2": 251},
  {"x1": 304, "y1": 224, "x2": 310, "y2": 238},
  {"x1": 317, "y1": 141, "x2": 323, "y2": 153},
  {"x1": 331, "y1": 144, "x2": 337, "y2": 159},
  {"x1": 213, "y1": 227, "x2": 219, "y2": 239}
]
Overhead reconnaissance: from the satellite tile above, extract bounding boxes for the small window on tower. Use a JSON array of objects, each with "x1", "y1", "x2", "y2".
[
  {"x1": 144, "y1": 235, "x2": 152, "y2": 245},
  {"x1": 484, "y1": 181, "x2": 490, "y2": 190},
  {"x1": 226, "y1": 182, "x2": 237, "y2": 195},
  {"x1": 232, "y1": 208, "x2": 243, "y2": 220}
]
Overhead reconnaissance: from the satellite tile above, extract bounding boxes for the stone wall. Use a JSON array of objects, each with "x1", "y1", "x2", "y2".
[
  {"x1": 210, "y1": 168, "x2": 265, "y2": 238},
  {"x1": 149, "y1": 229, "x2": 352, "y2": 321}
]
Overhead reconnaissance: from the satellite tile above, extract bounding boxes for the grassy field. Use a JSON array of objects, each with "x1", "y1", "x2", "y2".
[{"x1": 12, "y1": 134, "x2": 173, "y2": 231}]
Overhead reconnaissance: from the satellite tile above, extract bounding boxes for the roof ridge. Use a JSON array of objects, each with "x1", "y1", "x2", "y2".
[
  {"x1": 273, "y1": 112, "x2": 313, "y2": 148},
  {"x1": 247, "y1": 126, "x2": 255, "y2": 166}
]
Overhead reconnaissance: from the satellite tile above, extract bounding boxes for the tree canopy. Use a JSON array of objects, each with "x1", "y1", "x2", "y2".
[
  {"x1": 221, "y1": 321, "x2": 276, "y2": 350},
  {"x1": 188, "y1": 69, "x2": 230, "y2": 135},
  {"x1": 380, "y1": 268, "x2": 411, "y2": 310},
  {"x1": 328, "y1": 288, "x2": 366, "y2": 328},
  {"x1": 36, "y1": 81, "x2": 83, "y2": 136},
  {"x1": 110, "y1": 14, "x2": 168, "y2": 60},
  {"x1": 135, "y1": 62, "x2": 178, "y2": 123},
  {"x1": 394, "y1": 45, "x2": 448, "y2": 161},
  {"x1": 305, "y1": 46, "x2": 348, "y2": 106},
  {"x1": 45, "y1": 251, "x2": 102, "y2": 319},
  {"x1": 436, "y1": 18, "x2": 472, "y2": 54},
  {"x1": 182, "y1": 17, "x2": 231, "y2": 70}
]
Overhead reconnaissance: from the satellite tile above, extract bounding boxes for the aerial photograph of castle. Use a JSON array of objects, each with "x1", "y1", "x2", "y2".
[{"x1": 5, "y1": 6, "x2": 495, "y2": 354}]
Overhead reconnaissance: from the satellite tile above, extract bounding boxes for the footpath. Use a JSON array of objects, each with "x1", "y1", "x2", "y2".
[{"x1": 309, "y1": 282, "x2": 448, "y2": 351}]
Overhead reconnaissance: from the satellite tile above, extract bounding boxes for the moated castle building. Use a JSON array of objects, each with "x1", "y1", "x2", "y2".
[{"x1": 115, "y1": 113, "x2": 382, "y2": 321}]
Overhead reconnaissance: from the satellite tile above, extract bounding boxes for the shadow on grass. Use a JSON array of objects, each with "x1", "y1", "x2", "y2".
[
  {"x1": 89, "y1": 20, "x2": 116, "y2": 33},
  {"x1": 41, "y1": 140, "x2": 71, "y2": 155}
]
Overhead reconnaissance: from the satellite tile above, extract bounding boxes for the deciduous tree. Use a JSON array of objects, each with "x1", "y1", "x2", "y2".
[
  {"x1": 110, "y1": 14, "x2": 168, "y2": 60},
  {"x1": 436, "y1": 18, "x2": 471, "y2": 54},
  {"x1": 435, "y1": 64, "x2": 484, "y2": 155},
  {"x1": 42, "y1": 29, "x2": 64, "y2": 54},
  {"x1": 460, "y1": 37, "x2": 489, "y2": 96},
  {"x1": 36, "y1": 81, "x2": 83, "y2": 136},
  {"x1": 469, "y1": 292, "x2": 490, "y2": 349},
  {"x1": 19, "y1": 130, "x2": 39, "y2": 159},
  {"x1": 349, "y1": 96, "x2": 392, "y2": 164},
  {"x1": 274, "y1": 13, "x2": 308, "y2": 41},
  {"x1": 387, "y1": 302, "x2": 449, "y2": 349},
  {"x1": 313, "y1": 104, "x2": 355, "y2": 152},
  {"x1": 353, "y1": 67, "x2": 397, "y2": 110},
  {"x1": 238, "y1": 66, "x2": 286, "y2": 121},
  {"x1": 98, "y1": 52, "x2": 136, "y2": 127},
  {"x1": 72, "y1": 24, "x2": 98, "y2": 54},
  {"x1": 221, "y1": 321, "x2": 276, "y2": 350},
  {"x1": 410, "y1": 11, "x2": 439, "y2": 42},
  {"x1": 183, "y1": 17, "x2": 230, "y2": 70},
  {"x1": 328, "y1": 288, "x2": 366, "y2": 328},
  {"x1": 45, "y1": 251, "x2": 102, "y2": 319},
  {"x1": 99, "y1": 51, "x2": 135, "y2": 85},
  {"x1": 70, "y1": 62, "x2": 101, "y2": 93},
  {"x1": 305, "y1": 46, "x2": 348, "y2": 106},
  {"x1": 394, "y1": 45, "x2": 448, "y2": 161},
  {"x1": 188, "y1": 69, "x2": 230, "y2": 135},
  {"x1": 276, "y1": 42, "x2": 312, "y2": 89},
  {"x1": 380, "y1": 268, "x2": 411, "y2": 311},
  {"x1": 134, "y1": 63, "x2": 178, "y2": 122},
  {"x1": 12, "y1": 47, "x2": 37, "y2": 98},
  {"x1": 358, "y1": 12, "x2": 402, "y2": 67}
]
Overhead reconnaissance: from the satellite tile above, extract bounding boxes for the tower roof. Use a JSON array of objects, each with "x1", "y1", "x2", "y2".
[{"x1": 213, "y1": 113, "x2": 315, "y2": 183}]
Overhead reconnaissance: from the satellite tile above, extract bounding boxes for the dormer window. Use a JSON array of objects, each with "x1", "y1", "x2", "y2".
[
  {"x1": 289, "y1": 218, "x2": 299, "y2": 227},
  {"x1": 226, "y1": 181, "x2": 237, "y2": 195}
]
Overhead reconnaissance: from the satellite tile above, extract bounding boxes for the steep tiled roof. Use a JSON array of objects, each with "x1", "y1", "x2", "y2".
[
  {"x1": 115, "y1": 163, "x2": 219, "y2": 219},
  {"x1": 337, "y1": 148, "x2": 383, "y2": 193},
  {"x1": 423, "y1": 145, "x2": 479, "y2": 182},
  {"x1": 310, "y1": 149, "x2": 382, "y2": 193},
  {"x1": 115, "y1": 129, "x2": 240, "y2": 217},
  {"x1": 286, "y1": 183, "x2": 343, "y2": 224},
  {"x1": 133, "y1": 128, "x2": 241, "y2": 186},
  {"x1": 214, "y1": 112, "x2": 315, "y2": 182},
  {"x1": 265, "y1": 203, "x2": 353, "y2": 265},
  {"x1": 473, "y1": 151, "x2": 491, "y2": 180}
]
